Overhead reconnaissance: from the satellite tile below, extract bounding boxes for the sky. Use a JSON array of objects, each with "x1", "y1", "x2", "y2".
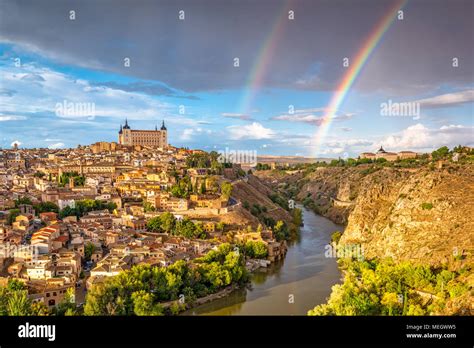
[{"x1": 0, "y1": 0, "x2": 472, "y2": 157}]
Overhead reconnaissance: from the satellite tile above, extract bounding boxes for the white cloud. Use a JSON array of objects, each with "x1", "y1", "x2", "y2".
[
  {"x1": 227, "y1": 122, "x2": 276, "y2": 140},
  {"x1": 48, "y1": 142, "x2": 65, "y2": 149},
  {"x1": 272, "y1": 108, "x2": 355, "y2": 125},
  {"x1": 10, "y1": 140, "x2": 21, "y2": 147},
  {"x1": 319, "y1": 138, "x2": 374, "y2": 155},
  {"x1": 0, "y1": 115, "x2": 27, "y2": 121},
  {"x1": 380, "y1": 123, "x2": 474, "y2": 151},
  {"x1": 0, "y1": 63, "x2": 173, "y2": 121},
  {"x1": 180, "y1": 129, "x2": 195, "y2": 141},
  {"x1": 414, "y1": 90, "x2": 474, "y2": 108},
  {"x1": 180, "y1": 127, "x2": 212, "y2": 141}
]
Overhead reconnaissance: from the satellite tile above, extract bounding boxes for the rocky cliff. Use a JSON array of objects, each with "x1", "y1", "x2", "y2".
[
  {"x1": 255, "y1": 164, "x2": 474, "y2": 267},
  {"x1": 340, "y1": 165, "x2": 474, "y2": 266},
  {"x1": 222, "y1": 174, "x2": 293, "y2": 229}
]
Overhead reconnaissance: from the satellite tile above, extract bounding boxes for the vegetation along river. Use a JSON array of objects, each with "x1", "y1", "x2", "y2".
[{"x1": 185, "y1": 206, "x2": 342, "y2": 315}]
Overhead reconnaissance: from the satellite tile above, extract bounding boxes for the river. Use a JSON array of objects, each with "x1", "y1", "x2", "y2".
[{"x1": 184, "y1": 206, "x2": 342, "y2": 315}]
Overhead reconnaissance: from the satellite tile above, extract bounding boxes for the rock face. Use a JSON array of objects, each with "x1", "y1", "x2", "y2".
[
  {"x1": 229, "y1": 175, "x2": 293, "y2": 228},
  {"x1": 256, "y1": 164, "x2": 474, "y2": 266},
  {"x1": 297, "y1": 167, "x2": 363, "y2": 224},
  {"x1": 340, "y1": 166, "x2": 474, "y2": 266}
]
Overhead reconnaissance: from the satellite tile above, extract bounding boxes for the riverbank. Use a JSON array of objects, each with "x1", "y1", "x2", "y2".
[{"x1": 182, "y1": 206, "x2": 342, "y2": 315}]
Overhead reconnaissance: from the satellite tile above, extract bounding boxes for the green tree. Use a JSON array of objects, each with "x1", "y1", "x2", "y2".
[
  {"x1": 34, "y1": 202, "x2": 59, "y2": 214},
  {"x1": 7, "y1": 279, "x2": 26, "y2": 291},
  {"x1": 143, "y1": 201, "x2": 155, "y2": 212},
  {"x1": 59, "y1": 206, "x2": 76, "y2": 219},
  {"x1": 7, "y1": 209, "x2": 20, "y2": 225},
  {"x1": 84, "y1": 242, "x2": 96, "y2": 261},
  {"x1": 245, "y1": 241, "x2": 268, "y2": 259},
  {"x1": 432, "y1": 146, "x2": 450, "y2": 160},
  {"x1": 199, "y1": 181, "x2": 206, "y2": 194},
  {"x1": 160, "y1": 212, "x2": 176, "y2": 233},
  {"x1": 220, "y1": 182, "x2": 233, "y2": 200},
  {"x1": 55, "y1": 288, "x2": 77, "y2": 316},
  {"x1": 175, "y1": 218, "x2": 197, "y2": 238},
  {"x1": 131, "y1": 290, "x2": 164, "y2": 316},
  {"x1": 14, "y1": 197, "x2": 33, "y2": 207},
  {"x1": 146, "y1": 216, "x2": 162, "y2": 232},
  {"x1": 216, "y1": 222, "x2": 225, "y2": 232},
  {"x1": 273, "y1": 220, "x2": 288, "y2": 241},
  {"x1": 7, "y1": 290, "x2": 32, "y2": 315}
]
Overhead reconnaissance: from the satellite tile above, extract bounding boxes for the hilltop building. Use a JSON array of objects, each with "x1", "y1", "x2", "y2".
[
  {"x1": 360, "y1": 146, "x2": 417, "y2": 162},
  {"x1": 118, "y1": 119, "x2": 168, "y2": 148}
]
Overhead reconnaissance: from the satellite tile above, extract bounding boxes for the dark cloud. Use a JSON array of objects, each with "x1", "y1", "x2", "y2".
[
  {"x1": 0, "y1": 0, "x2": 472, "y2": 95},
  {"x1": 0, "y1": 88, "x2": 17, "y2": 96},
  {"x1": 221, "y1": 113, "x2": 253, "y2": 121},
  {"x1": 90, "y1": 81, "x2": 201, "y2": 100},
  {"x1": 91, "y1": 81, "x2": 174, "y2": 95}
]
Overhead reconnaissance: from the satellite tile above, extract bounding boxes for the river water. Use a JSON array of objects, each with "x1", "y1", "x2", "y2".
[{"x1": 185, "y1": 206, "x2": 342, "y2": 315}]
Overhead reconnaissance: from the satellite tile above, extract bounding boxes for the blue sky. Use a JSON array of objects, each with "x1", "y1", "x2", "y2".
[{"x1": 0, "y1": 0, "x2": 472, "y2": 157}]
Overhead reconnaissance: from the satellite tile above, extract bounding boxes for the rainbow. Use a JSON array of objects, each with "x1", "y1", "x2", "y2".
[
  {"x1": 238, "y1": 1, "x2": 293, "y2": 115},
  {"x1": 312, "y1": 0, "x2": 407, "y2": 157}
]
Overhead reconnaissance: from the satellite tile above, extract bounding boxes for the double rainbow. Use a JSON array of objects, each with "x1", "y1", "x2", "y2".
[{"x1": 238, "y1": 0, "x2": 407, "y2": 157}]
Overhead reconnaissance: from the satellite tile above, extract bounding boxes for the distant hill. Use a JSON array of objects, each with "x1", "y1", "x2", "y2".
[{"x1": 257, "y1": 155, "x2": 333, "y2": 164}]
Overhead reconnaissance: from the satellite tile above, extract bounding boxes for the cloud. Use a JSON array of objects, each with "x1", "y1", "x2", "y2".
[
  {"x1": 1, "y1": 63, "x2": 173, "y2": 121},
  {"x1": 318, "y1": 124, "x2": 474, "y2": 156},
  {"x1": 413, "y1": 90, "x2": 474, "y2": 109},
  {"x1": 48, "y1": 142, "x2": 65, "y2": 149},
  {"x1": 320, "y1": 138, "x2": 374, "y2": 154},
  {"x1": 0, "y1": 88, "x2": 17, "y2": 96},
  {"x1": 180, "y1": 129, "x2": 195, "y2": 141},
  {"x1": 272, "y1": 110, "x2": 355, "y2": 125},
  {"x1": 91, "y1": 81, "x2": 173, "y2": 96},
  {"x1": 90, "y1": 81, "x2": 200, "y2": 100},
  {"x1": 180, "y1": 127, "x2": 212, "y2": 141},
  {"x1": 1, "y1": 0, "x2": 471, "y2": 94},
  {"x1": 20, "y1": 73, "x2": 45, "y2": 82},
  {"x1": 227, "y1": 122, "x2": 275, "y2": 140},
  {"x1": 339, "y1": 127, "x2": 352, "y2": 132},
  {"x1": 10, "y1": 140, "x2": 21, "y2": 147},
  {"x1": 380, "y1": 123, "x2": 474, "y2": 151},
  {"x1": 221, "y1": 113, "x2": 253, "y2": 121},
  {"x1": 0, "y1": 115, "x2": 27, "y2": 121}
]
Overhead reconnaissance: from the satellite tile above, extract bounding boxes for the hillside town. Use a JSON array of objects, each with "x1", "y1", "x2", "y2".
[{"x1": 0, "y1": 122, "x2": 290, "y2": 312}]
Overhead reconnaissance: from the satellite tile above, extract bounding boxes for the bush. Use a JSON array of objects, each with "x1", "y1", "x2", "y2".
[
  {"x1": 331, "y1": 231, "x2": 343, "y2": 244},
  {"x1": 244, "y1": 241, "x2": 268, "y2": 259},
  {"x1": 421, "y1": 202, "x2": 433, "y2": 210}
]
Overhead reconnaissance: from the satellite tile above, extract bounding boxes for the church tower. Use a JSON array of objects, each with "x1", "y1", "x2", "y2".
[
  {"x1": 118, "y1": 119, "x2": 132, "y2": 145},
  {"x1": 160, "y1": 120, "x2": 168, "y2": 147}
]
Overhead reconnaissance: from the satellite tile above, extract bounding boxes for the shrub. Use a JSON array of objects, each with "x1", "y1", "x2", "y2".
[{"x1": 421, "y1": 202, "x2": 433, "y2": 210}]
